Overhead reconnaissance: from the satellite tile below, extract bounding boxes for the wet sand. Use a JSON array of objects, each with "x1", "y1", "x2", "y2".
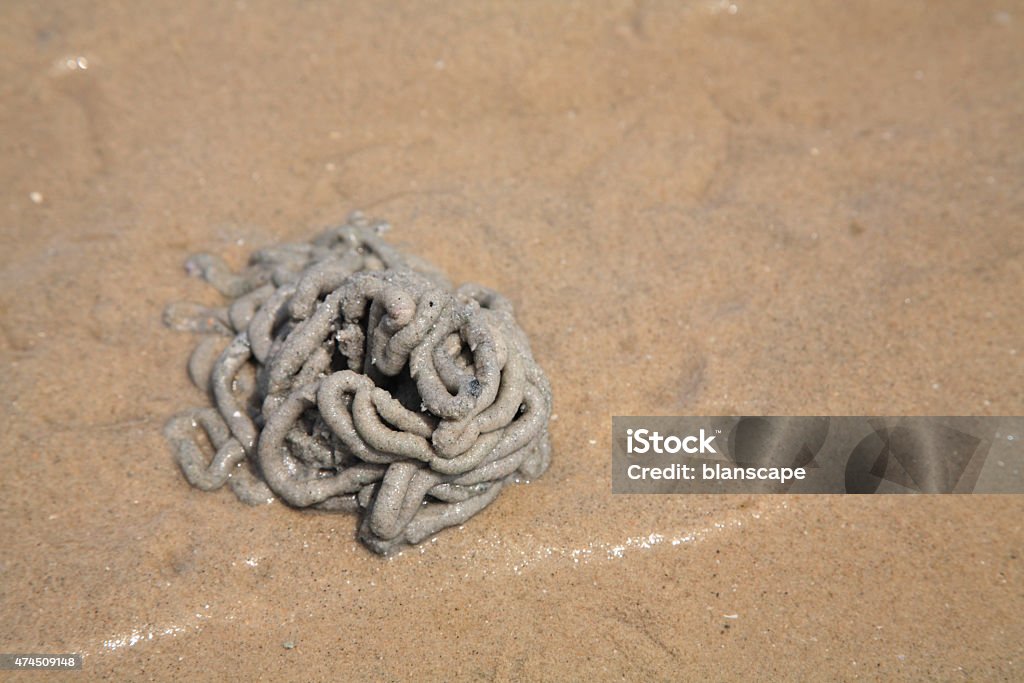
[{"x1": 2, "y1": 1, "x2": 1022, "y2": 680}]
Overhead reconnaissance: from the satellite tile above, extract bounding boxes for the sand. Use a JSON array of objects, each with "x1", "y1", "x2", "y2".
[{"x1": 1, "y1": 1, "x2": 1022, "y2": 680}]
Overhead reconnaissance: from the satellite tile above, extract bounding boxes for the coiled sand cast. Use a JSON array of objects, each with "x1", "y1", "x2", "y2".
[{"x1": 163, "y1": 213, "x2": 552, "y2": 554}]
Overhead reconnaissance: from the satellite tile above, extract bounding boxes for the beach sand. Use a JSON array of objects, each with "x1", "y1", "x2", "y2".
[{"x1": 1, "y1": 1, "x2": 1022, "y2": 679}]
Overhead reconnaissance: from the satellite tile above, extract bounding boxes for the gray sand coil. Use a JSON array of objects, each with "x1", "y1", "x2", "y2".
[{"x1": 163, "y1": 213, "x2": 552, "y2": 554}]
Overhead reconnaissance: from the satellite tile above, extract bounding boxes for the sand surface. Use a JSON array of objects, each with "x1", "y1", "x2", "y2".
[{"x1": 2, "y1": 1, "x2": 1023, "y2": 680}]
